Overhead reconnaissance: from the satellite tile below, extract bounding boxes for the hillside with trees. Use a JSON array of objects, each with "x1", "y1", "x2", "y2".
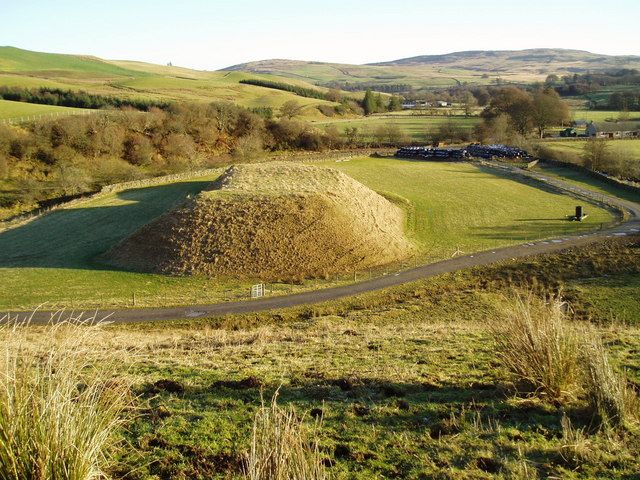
[{"x1": 0, "y1": 102, "x2": 352, "y2": 219}]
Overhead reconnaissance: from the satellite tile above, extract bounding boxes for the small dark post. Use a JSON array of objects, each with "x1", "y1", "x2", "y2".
[{"x1": 575, "y1": 205, "x2": 584, "y2": 221}]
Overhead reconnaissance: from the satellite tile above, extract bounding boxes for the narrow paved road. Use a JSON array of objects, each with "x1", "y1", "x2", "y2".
[{"x1": 13, "y1": 162, "x2": 640, "y2": 324}]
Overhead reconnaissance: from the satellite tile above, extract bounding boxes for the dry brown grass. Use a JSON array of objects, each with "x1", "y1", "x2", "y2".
[
  {"x1": 494, "y1": 293, "x2": 640, "y2": 429},
  {"x1": 245, "y1": 393, "x2": 327, "y2": 480},
  {"x1": 106, "y1": 163, "x2": 412, "y2": 281},
  {"x1": 560, "y1": 414, "x2": 597, "y2": 466},
  {"x1": 0, "y1": 312, "x2": 131, "y2": 480},
  {"x1": 492, "y1": 294, "x2": 582, "y2": 403}
]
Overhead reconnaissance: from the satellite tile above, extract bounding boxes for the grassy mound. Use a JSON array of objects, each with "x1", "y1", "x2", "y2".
[{"x1": 106, "y1": 163, "x2": 412, "y2": 280}]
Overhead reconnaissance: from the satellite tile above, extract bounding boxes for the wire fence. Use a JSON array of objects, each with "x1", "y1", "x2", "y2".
[{"x1": 0, "y1": 109, "x2": 102, "y2": 126}]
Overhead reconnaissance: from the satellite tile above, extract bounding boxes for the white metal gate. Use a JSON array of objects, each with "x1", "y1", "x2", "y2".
[{"x1": 251, "y1": 283, "x2": 264, "y2": 298}]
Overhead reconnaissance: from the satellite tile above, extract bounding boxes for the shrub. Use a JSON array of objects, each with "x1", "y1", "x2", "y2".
[
  {"x1": 317, "y1": 104, "x2": 336, "y2": 117},
  {"x1": 435, "y1": 120, "x2": 470, "y2": 144},
  {"x1": 245, "y1": 393, "x2": 327, "y2": 480},
  {"x1": 123, "y1": 133, "x2": 154, "y2": 166},
  {"x1": 583, "y1": 138, "x2": 610, "y2": 170},
  {"x1": 492, "y1": 294, "x2": 582, "y2": 402},
  {"x1": 0, "y1": 314, "x2": 131, "y2": 480},
  {"x1": 233, "y1": 133, "x2": 264, "y2": 160},
  {"x1": 494, "y1": 293, "x2": 640, "y2": 429}
]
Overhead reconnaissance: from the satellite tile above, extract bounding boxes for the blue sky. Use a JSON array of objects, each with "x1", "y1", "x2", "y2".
[{"x1": 1, "y1": 0, "x2": 638, "y2": 70}]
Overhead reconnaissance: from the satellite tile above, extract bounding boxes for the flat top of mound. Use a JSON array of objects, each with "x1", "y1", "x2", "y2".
[
  {"x1": 107, "y1": 163, "x2": 412, "y2": 280},
  {"x1": 209, "y1": 162, "x2": 366, "y2": 196}
]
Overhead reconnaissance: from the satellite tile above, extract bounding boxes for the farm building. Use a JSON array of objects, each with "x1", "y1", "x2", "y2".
[
  {"x1": 585, "y1": 121, "x2": 640, "y2": 139},
  {"x1": 402, "y1": 101, "x2": 430, "y2": 110}
]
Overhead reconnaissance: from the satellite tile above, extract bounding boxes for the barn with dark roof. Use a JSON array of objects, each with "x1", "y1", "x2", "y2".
[{"x1": 585, "y1": 121, "x2": 640, "y2": 139}]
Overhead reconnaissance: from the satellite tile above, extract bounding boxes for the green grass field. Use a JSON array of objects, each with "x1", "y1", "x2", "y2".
[
  {"x1": 570, "y1": 109, "x2": 640, "y2": 123},
  {"x1": 0, "y1": 99, "x2": 91, "y2": 120},
  {"x1": 541, "y1": 139, "x2": 640, "y2": 163},
  {"x1": 324, "y1": 158, "x2": 612, "y2": 258},
  {"x1": 0, "y1": 46, "x2": 144, "y2": 77},
  {"x1": 315, "y1": 115, "x2": 480, "y2": 142},
  {"x1": 0, "y1": 158, "x2": 614, "y2": 310}
]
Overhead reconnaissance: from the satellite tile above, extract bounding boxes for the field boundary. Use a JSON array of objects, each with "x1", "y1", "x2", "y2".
[{"x1": 0, "y1": 108, "x2": 100, "y2": 125}]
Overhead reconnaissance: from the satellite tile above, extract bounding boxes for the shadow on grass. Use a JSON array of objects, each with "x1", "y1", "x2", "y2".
[
  {"x1": 0, "y1": 181, "x2": 211, "y2": 270},
  {"x1": 143, "y1": 376, "x2": 572, "y2": 452},
  {"x1": 133, "y1": 373, "x2": 626, "y2": 478},
  {"x1": 540, "y1": 165, "x2": 640, "y2": 204}
]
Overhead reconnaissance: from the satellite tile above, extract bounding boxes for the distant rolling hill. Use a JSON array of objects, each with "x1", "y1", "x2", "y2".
[
  {"x1": 370, "y1": 48, "x2": 640, "y2": 72},
  {"x1": 223, "y1": 49, "x2": 640, "y2": 90},
  {"x1": 0, "y1": 46, "x2": 146, "y2": 78},
  {"x1": 2, "y1": 46, "x2": 640, "y2": 117},
  {"x1": 0, "y1": 47, "x2": 343, "y2": 119}
]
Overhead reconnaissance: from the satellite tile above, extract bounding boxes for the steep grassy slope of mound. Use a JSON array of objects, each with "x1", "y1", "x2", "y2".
[{"x1": 106, "y1": 164, "x2": 412, "y2": 280}]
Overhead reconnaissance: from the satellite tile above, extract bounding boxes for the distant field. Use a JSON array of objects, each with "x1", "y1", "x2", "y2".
[
  {"x1": 541, "y1": 139, "x2": 640, "y2": 163},
  {"x1": 0, "y1": 46, "x2": 144, "y2": 78},
  {"x1": 0, "y1": 72, "x2": 339, "y2": 120},
  {"x1": 570, "y1": 109, "x2": 640, "y2": 123},
  {"x1": 314, "y1": 114, "x2": 480, "y2": 142},
  {"x1": 0, "y1": 99, "x2": 90, "y2": 120},
  {"x1": 223, "y1": 58, "x2": 554, "y2": 91},
  {"x1": 0, "y1": 158, "x2": 613, "y2": 310}
]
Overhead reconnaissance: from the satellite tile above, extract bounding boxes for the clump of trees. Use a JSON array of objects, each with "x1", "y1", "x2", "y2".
[
  {"x1": 0, "y1": 86, "x2": 168, "y2": 111},
  {"x1": 535, "y1": 139, "x2": 640, "y2": 182},
  {"x1": 322, "y1": 81, "x2": 412, "y2": 94},
  {"x1": 362, "y1": 90, "x2": 402, "y2": 115},
  {"x1": 479, "y1": 86, "x2": 569, "y2": 138},
  {"x1": 607, "y1": 91, "x2": 640, "y2": 111},
  {"x1": 239, "y1": 79, "x2": 329, "y2": 101},
  {"x1": 582, "y1": 139, "x2": 640, "y2": 181},
  {"x1": 548, "y1": 70, "x2": 640, "y2": 111},
  {"x1": 551, "y1": 70, "x2": 640, "y2": 94}
]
